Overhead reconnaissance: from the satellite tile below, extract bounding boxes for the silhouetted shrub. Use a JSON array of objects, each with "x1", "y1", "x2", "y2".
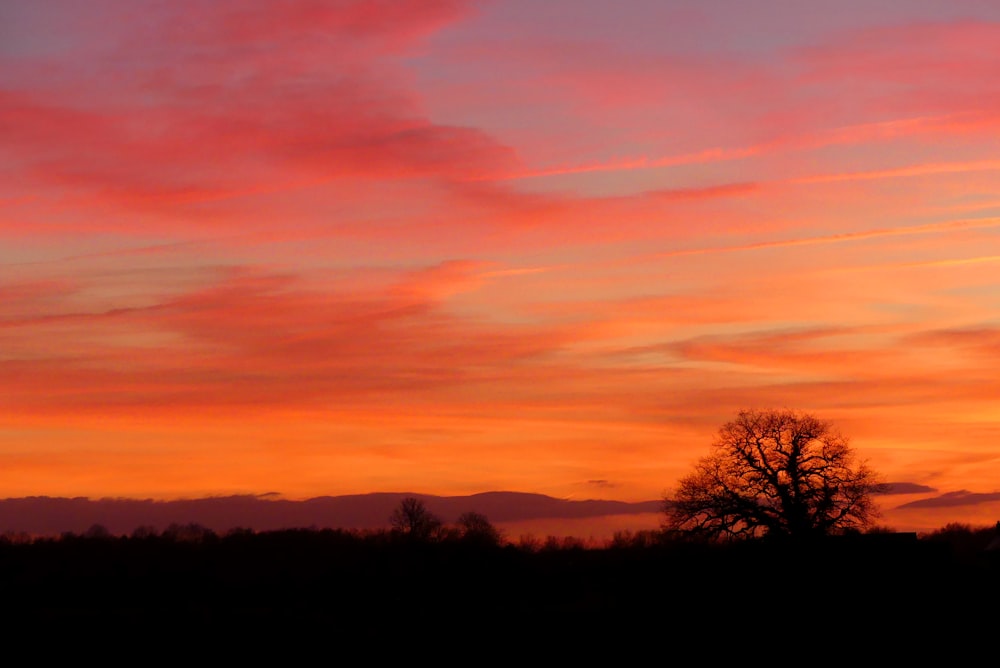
[{"x1": 455, "y1": 511, "x2": 503, "y2": 546}]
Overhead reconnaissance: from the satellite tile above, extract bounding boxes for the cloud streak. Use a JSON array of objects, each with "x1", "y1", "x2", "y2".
[{"x1": 654, "y1": 217, "x2": 1000, "y2": 259}]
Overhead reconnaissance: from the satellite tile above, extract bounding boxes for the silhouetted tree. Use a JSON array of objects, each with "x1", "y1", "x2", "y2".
[
  {"x1": 664, "y1": 409, "x2": 886, "y2": 540},
  {"x1": 517, "y1": 534, "x2": 542, "y2": 552},
  {"x1": 389, "y1": 497, "x2": 441, "y2": 541},
  {"x1": 606, "y1": 529, "x2": 659, "y2": 549},
  {"x1": 0, "y1": 530, "x2": 32, "y2": 545},
  {"x1": 130, "y1": 525, "x2": 158, "y2": 539},
  {"x1": 456, "y1": 511, "x2": 503, "y2": 546},
  {"x1": 924, "y1": 522, "x2": 997, "y2": 560},
  {"x1": 83, "y1": 524, "x2": 112, "y2": 539},
  {"x1": 162, "y1": 522, "x2": 217, "y2": 543}
]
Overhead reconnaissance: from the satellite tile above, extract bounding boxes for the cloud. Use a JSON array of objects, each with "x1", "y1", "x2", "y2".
[
  {"x1": 904, "y1": 326, "x2": 1000, "y2": 360},
  {"x1": 0, "y1": 264, "x2": 581, "y2": 415},
  {"x1": 663, "y1": 326, "x2": 896, "y2": 377},
  {"x1": 898, "y1": 491, "x2": 1000, "y2": 509},
  {"x1": 796, "y1": 21, "x2": 1000, "y2": 92},
  {"x1": 1, "y1": 0, "x2": 515, "y2": 220},
  {"x1": 790, "y1": 160, "x2": 1000, "y2": 185},
  {"x1": 440, "y1": 18, "x2": 1000, "y2": 192},
  {"x1": 880, "y1": 482, "x2": 938, "y2": 495},
  {"x1": 161, "y1": 0, "x2": 473, "y2": 52}
]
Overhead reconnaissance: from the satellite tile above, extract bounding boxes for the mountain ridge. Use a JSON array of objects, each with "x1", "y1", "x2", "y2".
[{"x1": 0, "y1": 491, "x2": 663, "y2": 536}]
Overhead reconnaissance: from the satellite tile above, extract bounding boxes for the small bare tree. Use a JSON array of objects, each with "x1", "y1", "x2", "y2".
[
  {"x1": 389, "y1": 497, "x2": 441, "y2": 541},
  {"x1": 664, "y1": 409, "x2": 886, "y2": 540}
]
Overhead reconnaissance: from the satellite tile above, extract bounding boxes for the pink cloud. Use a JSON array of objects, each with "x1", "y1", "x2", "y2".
[
  {"x1": 156, "y1": 0, "x2": 473, "y2": 54},
  {"x1": 431, "y1": 20, "x2": 1000, "y2": 189},
  {"x1": 0, "y1": 265, "x2": 582, "y2": 416},
  {"x1": 1, "y1": 0, "x2": 515, "y2": 220}
]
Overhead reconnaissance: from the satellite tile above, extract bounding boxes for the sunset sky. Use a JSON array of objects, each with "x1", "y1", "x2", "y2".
[{"x1": 2, "y1": 0, "x2": 1000, "y2": 534}]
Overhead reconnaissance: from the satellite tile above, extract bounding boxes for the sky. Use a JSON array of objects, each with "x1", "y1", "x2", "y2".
[{"x1": 2, "y1": 0, "x2": 1000, "y2": 534}]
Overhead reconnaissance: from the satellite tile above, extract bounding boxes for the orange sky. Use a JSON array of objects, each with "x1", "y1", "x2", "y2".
[{"x1": 2, "y1": 1, "x2": 1000, "y2": 534}]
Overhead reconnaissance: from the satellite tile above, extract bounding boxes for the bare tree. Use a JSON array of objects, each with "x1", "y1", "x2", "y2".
[
  {"x1": 389, "y1": 497, "x2": 441, "y2": 541},
  {"x1": 664, "y1": 409, "x2": 886, "y2": 540},
  {"x1": 456, "y1": 511, "x2": 503, "y2": 546}
]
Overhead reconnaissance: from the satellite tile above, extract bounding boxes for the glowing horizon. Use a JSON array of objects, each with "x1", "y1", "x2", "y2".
[{"x1": 2, "y1": 1, "x2": 1000, "y2": 533}]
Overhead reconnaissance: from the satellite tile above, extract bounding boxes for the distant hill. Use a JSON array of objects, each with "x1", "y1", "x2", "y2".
[{"x1": 0, "y1": 492, "x2": 663, "y2": 537}]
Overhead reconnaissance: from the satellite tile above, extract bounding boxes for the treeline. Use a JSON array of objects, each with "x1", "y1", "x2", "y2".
[
  {"x1": 2, "y1": 492, "x2": 994, "y2": 648},
  {"x1": 1, "y1": 519, "x2": 999, "y2": 643},
  {"x1": 3, "y1": 516, "x2": 999, "y2": 552}
]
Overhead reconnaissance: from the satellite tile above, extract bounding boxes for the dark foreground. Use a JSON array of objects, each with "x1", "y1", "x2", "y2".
[{"x1": 2, "y1": 528, "x2": 998, "y2": 653}]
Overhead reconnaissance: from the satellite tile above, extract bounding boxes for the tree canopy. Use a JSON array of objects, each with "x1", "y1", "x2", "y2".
[
  {"x1": 664, "y1": 409, "x2": 886, "y2": 540},
  {"x1": 389, "y1": 497, "x2": 442, "y2": 541},
  {"x1": 456, "y1": 511, "x2": 503, "y2": 546}
]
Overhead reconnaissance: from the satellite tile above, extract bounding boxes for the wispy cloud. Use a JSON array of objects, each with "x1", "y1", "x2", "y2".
[{"x1": 654, "y1": 217, "x2": 1000, "y2": 258}]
